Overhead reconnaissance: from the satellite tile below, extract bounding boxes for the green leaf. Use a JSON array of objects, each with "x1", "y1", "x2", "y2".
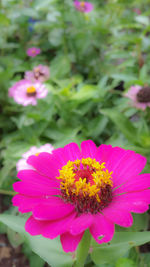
[
  {"x1": 91, "y1": 232, "x2": 150, "y2": 265},
  {"x1": 50, "y1": 54, "x2": 71, "y2": 79},
  {"x1": 100, "y1": 109, "x2": 139, "y2": 144},
  {"x1": 116, "y1": 258, "x2": 136, "y2": 267},
  {"x1": 0, "y1": 214, "x2": 73, "y2": 267},
  {"x1": 71, "y1": 85, "x2": 98, "y2": 102}
]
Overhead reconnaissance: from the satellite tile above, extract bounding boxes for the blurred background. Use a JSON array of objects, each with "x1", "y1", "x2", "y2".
[{"x1": 1, "y1": 0, "x2": 150, "y2": 266}]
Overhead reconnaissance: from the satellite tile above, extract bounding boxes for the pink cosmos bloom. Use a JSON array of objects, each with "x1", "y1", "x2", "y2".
[
  {"x1": 26, "y1": 47, "x2": 41, "y2": 57},
  {"x1": 74, "y1": 1, "x2": 93, "y2": 13},
  {"x1": 25, "y1": 65, "x2": 50, "y2": 83},
  {"x1": 16, "y1": 144, "x2": 54, "y2": 172},
  {"x1": 8, "y1": 79, "x2": 48, "y2": 106},
  {"x1": 125, "y1": 85, "x2": 150, "y2": 110},
  {"x1": 12, "y1": 140, "x2": 150, "y2": 252}
]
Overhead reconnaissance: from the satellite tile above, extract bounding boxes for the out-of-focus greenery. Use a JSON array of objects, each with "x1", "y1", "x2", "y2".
[{"x1": 1, "y1": 0, "x2": 150, "y2": 266}]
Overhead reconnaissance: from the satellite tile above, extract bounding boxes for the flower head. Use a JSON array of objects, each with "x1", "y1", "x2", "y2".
[
  {"x1": 25, "y1": 65, "x2": 50, "y2": 83},
  {"x1": 8, "y1": 79, "x2": 48, "y2": 106},
  {"x1": 16, "y1": 144, "x2": 54, "y2": 172},
  {"x1": 125, "y1": 85, "x2": 150, "y2": 110},
  {"x1": 74, "y1": 1, "x2": 93, "y2": 13},
  {"x1": 27, "y1": 47, "x2": 41, "y2": 57},
  {"x1": 12, "y1": 140, "x2": 150, "y2": 252},
  {"x1": 133, "y1": 8, "x2": 141, "y2": 15}
]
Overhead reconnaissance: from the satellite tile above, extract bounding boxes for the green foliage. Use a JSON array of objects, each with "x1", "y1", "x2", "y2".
[{"x1": 1, "y1": 0, "x2": 150, "y2": 266}]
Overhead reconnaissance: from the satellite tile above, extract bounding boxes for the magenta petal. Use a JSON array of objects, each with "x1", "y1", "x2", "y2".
[
  {"x1": 27, "y1": 152, "x2": 62, "y2": 178},
  {"x1": 25, "y1": 216, "x2": 46, "y2": 235},
  {"x1": 60, "y1": 232, "x2": 84, "y2": 252},
  {"x1": 12, "y1": 194, "x2": 60, "y2": 213},
  {"x1": 63, "y1": 142, "x2": 81, "y2": 161},
  {"x1": 96, "y1": 145, "x2": 146, "y2": 187},
  {"x1": 69, "y1": 213, "x2": 93, "y2": 235},
  {"x1": 12, "y1": 194, "x2": 45, "y2": 213},
  {"x1": 90, "y1": 213, "x2": 114, "y2": 244},
  {"x1": 51, "y1": 148, "x2": 68, "y2": 166},
  {"x1": 95, "y1": 144, "x2": 113, "y2": 163},
  {"x1": 17, "y1": 170, "x2": 60, "y2": 185},
  {"x1": 112, "y1": 191, "x2": 150, "y2": 213},
  {"x1": 102, "y1": 206, "x2": 133, "y2": 227},
  {"x1": 43, "y1": 212, "x2": 76, "y2": 239},
  {"x1": 13, "y1": 181, "x2": 59, "y2": 196},
  {"x1": 114, "y1": 174, "x2": 150, "y2": 194},
  {"x1": 111, "y1": 151, "x2": 146, "y2": 187},
  {"x1": 81, "y1": 140, "x2": 97, "y2": 158},
  {"x1": 33, "y1": 199, "x2": 75, "y2": 220}
]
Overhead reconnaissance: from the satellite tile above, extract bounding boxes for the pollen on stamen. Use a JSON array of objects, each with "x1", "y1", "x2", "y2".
[{"x1": 57, "y1": 157, "x2": 113, "y2": 214}]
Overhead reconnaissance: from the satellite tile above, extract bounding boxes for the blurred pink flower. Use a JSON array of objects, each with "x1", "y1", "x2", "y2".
[
  {"x1": 16, "y1": 144, "x2": 54, "y2": 172},
  {"x1": 27, "y1": 47, "x2": 41, "y2": 57},
  {"x1": 25, "y1": 65, "x2": 50, "y2": 83},
  {"x1": 133, "y1": 8, "x2": 141, "y2": 15},
  {"x1": 8, "y1": 79, "x2": 48, "y2": 106},
  {"x1": 125, "y1": 85, "x2": 150, "y2": 110},
  {"x1": 12, "y1": 140, "x2": 150, "y2": 252},
  {"x1": 74, "y1": 1, "x2": 93, "y2": 13}
]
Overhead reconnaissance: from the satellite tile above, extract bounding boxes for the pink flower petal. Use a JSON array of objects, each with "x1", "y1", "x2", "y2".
[
  {"x1": 112, "y1": 190, "x2": 150, "y2": 213},
  {"x1": 81, "y1": 140, "x2": 97, "y2": 158},
  {"x1": 17, "y1": 170, "x2": 60, "y2": 186},
  {"x1": 95, "y1": 144, "x2": 113, "y2": 163},
  {"x1": 25, "y1": 216, "x2": 46, "y2": 235},
  {"x1": 60, "y1": 232, "x2": 84, "y2": 252},
  {"x1": 90, "y1": 213, "x2": 114, "y2": 244},
  {"x1": 96, "y1": 145, "x2": 146, "y2": 188},
  {"x1": 63, "y1": 143, "x2": 81, "y2": 161},
  {"x1": 69, "y1": 213, "x2": 93, "y2": 235},
  {"x1": 102, "y1": 206, "x2": 133, "y2": 227},
  {"x1": 114, "y1": 174, "x2": 150, "y2": 194},
  {"x1": 27, "y1": 152, "x2": 61, "y2": 179},
  {"x1": 12, "y1": 194, "x2": 45, "y2": 213},
  {"x1": 51, "y1": 148, "x2": 68, "y2": 166},
  {"x1": 25, "y1": 212, "x2": 76, "y2": 238},
  {"x1": 13, "y1": 181, "x2": 59, "y2": 197},
  {"x1": 111, "y1": 151, "x2": 146, "y2": 187},
  {"x1": 43, "y1": 212, "x2": 76, "y2": 239},
  {"x1": 33, "y1": 199, "x2": 75, "y2": 220}
]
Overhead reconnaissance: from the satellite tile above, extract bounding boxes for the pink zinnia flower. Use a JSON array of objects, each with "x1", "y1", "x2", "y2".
[
  {"x1": 27, "y1": 47, "x2": 41, "y2": 57},
  {"x1": 133, "y1": 8, "x2": 141, "y2": 15},
  {"x1": 12, "y1": 140, "x2": 150, "y2": 252},
  {"x1": 16, "y1": 144, "x2": 54, "y2": 172},
  {"x1": 8, "y1": 79, "x2": 48, "y2": 106},
  {"x1": 25, "y1": 65, "x2": 50, "y2": 83},
  {"x1": 74, "y1": 1, "x2": 93, "y2": 13},
  {"x1": 125, "y1": 85, "x2": 150, "y2": 110}
]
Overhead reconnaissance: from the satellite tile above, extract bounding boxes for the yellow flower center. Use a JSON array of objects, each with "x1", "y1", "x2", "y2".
[
  {"x1": 26, "y1": 86, "x2": 36, "y2": 96},
  {"x1": 57, "y1": 157, "x2": 113, "y2": 214},
  {"x1": 80, "y1": 1, "x2": 85, "y2": 7},
  {"x1": 32, "y1": 49, "x2": 36, "y2": 54}
]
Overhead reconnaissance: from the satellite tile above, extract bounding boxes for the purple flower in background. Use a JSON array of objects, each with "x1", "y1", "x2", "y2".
[
  {"x1": 74, "y1": 1, "x2": 93, "y2": 13},
  {"x1": 25, "y1": 65, "x2": 50, "y2": 83},
  {"x1": 27, "y1": 47, "x2": 41, "y2": 57},
  {"x1": 8, "y1": 79, "x2": 48, "y2": 106},
  {"x1": 28, "y1": 18, "x2": 38, "y2": 32},
  {"x1": 125, "y1": 85, "x2": 150, "y2": 110}
]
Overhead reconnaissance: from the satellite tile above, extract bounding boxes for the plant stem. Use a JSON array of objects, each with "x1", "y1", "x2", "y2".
[
  {"x1": 74, "y1": 230, "x2": 91, "y2": 267},
  {"x1": 0, "y1": 189, "x2": 16, "y2": 196}
]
